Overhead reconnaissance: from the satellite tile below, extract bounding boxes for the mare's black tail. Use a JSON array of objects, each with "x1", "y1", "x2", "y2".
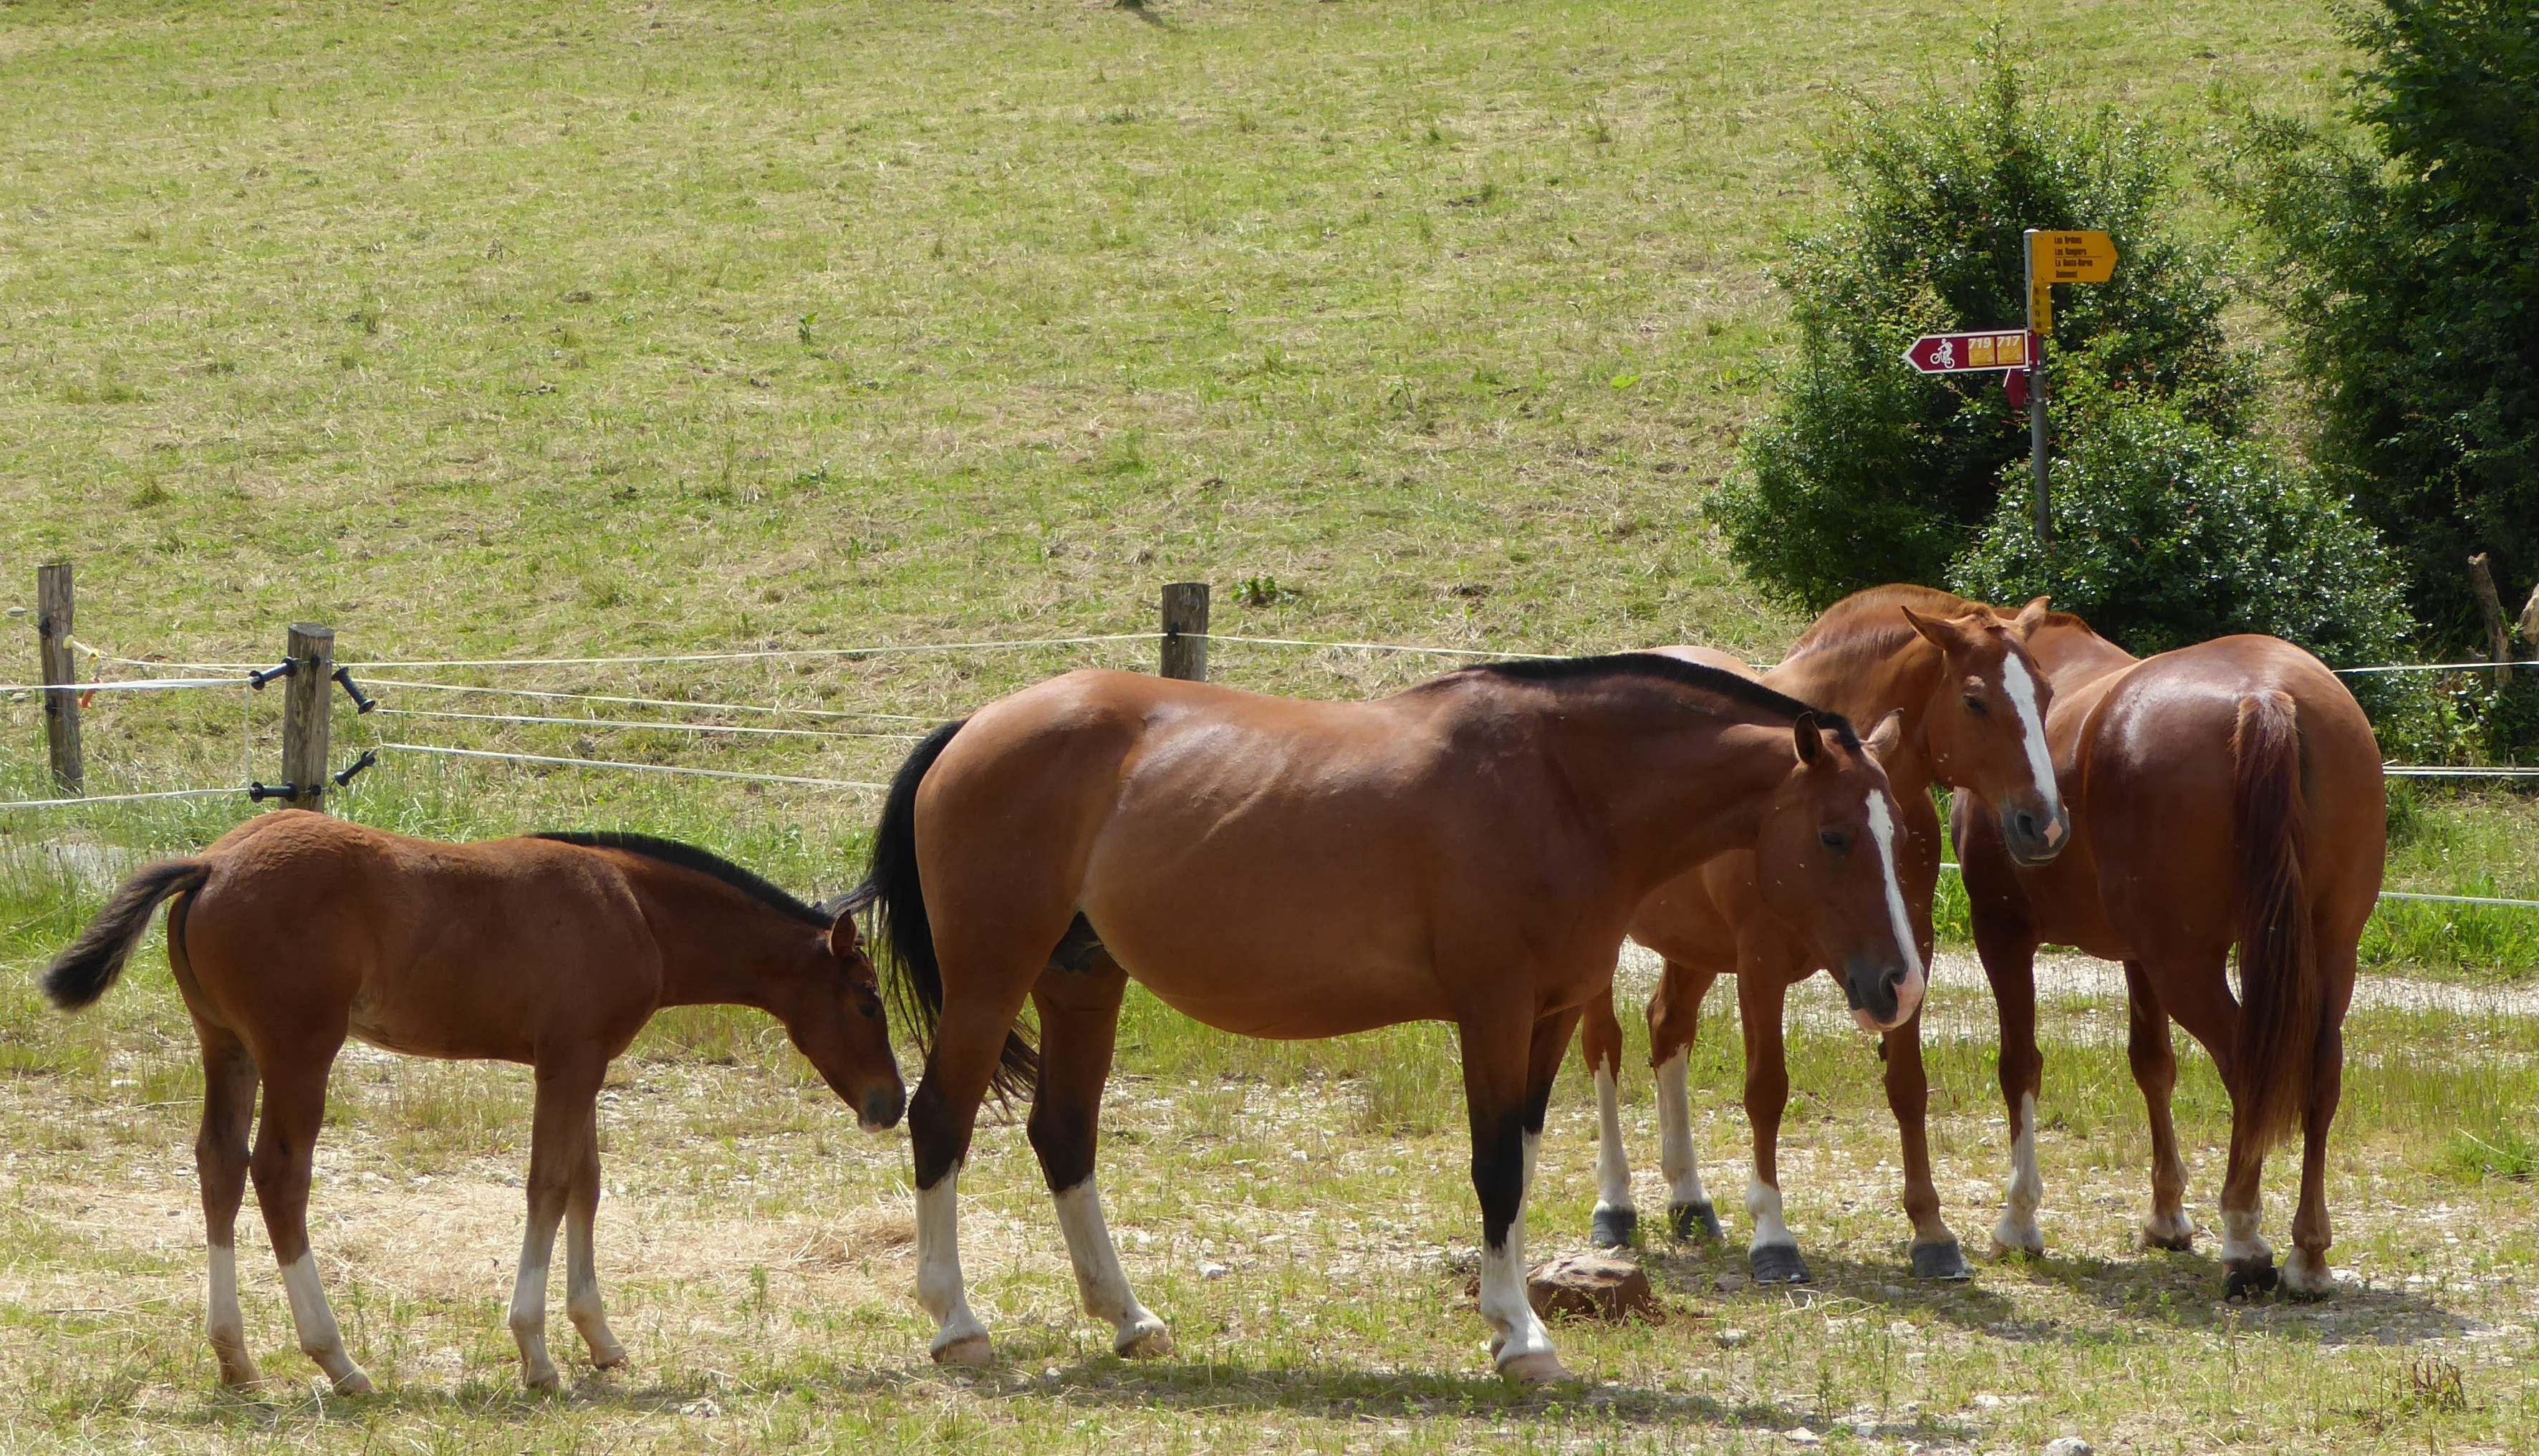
[
  {"x1": 847, "y1": 719, "x2": 1039, "y2": 1100},
  {"x1": 42, "y1": 859, "x2": 212, "y2": 1011}
]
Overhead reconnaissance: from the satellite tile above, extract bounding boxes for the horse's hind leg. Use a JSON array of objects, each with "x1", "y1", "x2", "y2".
[
  {"x1": 1027, "y1": 960, "x2": 1169, "y2": 1358},
  {"x1": 248, "y1": 1044, "x2": 372, "y2": 1394},
  {"x1": 2123, "y1": 961, "x2": 2195, "y2": 1251},
  {"x1": 563, "y1": 1086, "x2": 628, "y2": 1371},
  {"x1": 512, "y1": 1056, "x2": 603, "y2": 1389},
  {"x1": 908, "y1": 967, "x2": 1039, "y2": 1366},
  {"x1": 1648, "y1": 960, "x2": 1724, "y2": 1242},
  {"x1": 2283, "y1": 956, "x2": 2350, "y2": 1299},
  {"x1": 1973, "y1": 917, "x2": 2047, "y2": 1260},
  {"x1": 193, "y1": 1017, "x2": 261, "y2": 1389},
  {"x1": 1578, "y1": 990, "x2": 1637, "y2": 1247}
]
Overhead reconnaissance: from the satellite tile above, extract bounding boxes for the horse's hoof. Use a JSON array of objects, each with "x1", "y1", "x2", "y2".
[
  {"x1": 1669, "y1": 1200, "x2": 1725, "y2": 1242},
  {"x1": 2223, "y1": 1257, "x2": 2280, "y2": 1301},
  {"x1": 1591, "y1": 1207, "x2": 1639, "y2": 1248},
  {"x1": 2282, "y1": 1250, "x2": 2335, "y2": 1301},
  {"x1": 1750, "y1": 1243, "x2": 1812, "y2": 1285},
  {"x1": 1989, "y1": 1218, "x2": 2045, "y2": 1261},
  {"x1": 1496, "y1": 1351, "x2": 1571, "y2": 1386},
  {"x1": 523, "y1": 1364, "x2": 560, "y2": 1393},
  {"x1": 2141, "y1": 1213, "x2": 2196, "y2": 1253},
  {"x1": 332, "y1": 1367, "x2": 377, "y2": 1397},
  {"x1": 933, "y1": 1333, "x2": 995, "y2": 1367},
  {"x1": 1910, "y1": 1240, "x2": 1972, "y2": 1282},
  {"x1": 590, "y1": 1350, "x2": 630, "y2": 1372},
  {"x1": 1114, "y1": 1322, "x2": 1174, "y2": 1359}
]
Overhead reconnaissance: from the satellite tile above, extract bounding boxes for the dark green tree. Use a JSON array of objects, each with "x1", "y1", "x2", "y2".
[
  {"x1": 2220, "y1": 0, "x2": 2539, "y2": 645},
  {"x1": 1710, "y1": 34, "x2": 2248, "y2": 609}
]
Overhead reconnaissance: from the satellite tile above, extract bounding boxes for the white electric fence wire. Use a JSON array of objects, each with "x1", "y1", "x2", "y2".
[
  {"x1": 0, "y1": 786, "x2": 244, "y2": 811},
  {"x1": 377, "y1": 741, "x2": 886, "y2": 791},
  {"x1": 372, "y1": 707, "x2": 928, "y2": 742},
  {"x1": 357, "y1": 678, "x2": 938, "y2": 723}
]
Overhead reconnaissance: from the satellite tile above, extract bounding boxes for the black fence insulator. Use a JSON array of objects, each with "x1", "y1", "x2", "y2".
[
  {"x1": 247, "y1": 781, "x2": 299, "y2": 803},
  {"x1": 332, "y1": 667, "x2": 378, "y2": 714},
  {"x1": 330, "y1": 748, "x2": 380, "y2": 789},
  {"x1": 248, "y1": 659, "x2": 297, "y2": 690}
]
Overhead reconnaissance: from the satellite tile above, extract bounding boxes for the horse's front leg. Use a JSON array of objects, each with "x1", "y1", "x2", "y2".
[
  {"x1": 1972, "y1": 913, "x2": 2047, "y2": 1260},
  {"x1": 1460, "y1": 1001, "x2": 1581, "y2": 1384},
  {"x1": 1883, "y1": 1007, "x2": 1969, "y2": 1279},
  {"x1": 1028, "y1": 960, "x2": 1170, "y2": 1358},
  {"x1": 514, "y1": 1056, "x2": 603, "y2": 1390},
  {"x1": 1578, "y1": 990, "x2": 1638, "y2": 1248},
  {"x1": 1648, "y1": 958, "x2": 1723, "y2": 1240},
  {"x1": 1735, "y1": 965, "x2": 1808, "y2": 1284}
]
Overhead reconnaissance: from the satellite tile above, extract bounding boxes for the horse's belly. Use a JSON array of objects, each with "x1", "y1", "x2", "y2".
[{"x1": 1097, "y1": 918, "x2": 1452, "y2": 1038}]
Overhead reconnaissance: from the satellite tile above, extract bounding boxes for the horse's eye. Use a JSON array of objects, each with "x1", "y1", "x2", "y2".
[
  {"x1": 1819, "y1": 830, "x2": 1849, "y2": 852},
  {"x1": 1962, "y1": 693, "x2": 1989, "y2": 715}
]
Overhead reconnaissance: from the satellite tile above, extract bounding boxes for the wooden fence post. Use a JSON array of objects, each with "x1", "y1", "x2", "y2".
[
  {"x1": 281, "y1": 623, "x2": 334, "y2": 811},
  {"x1": 2468, "y1": 553, "x2": 2512, "y2": 687},
  {"x1": 1160, "y1": 582, "x2": 1210, "y2": 683},
  {"x1": 35, "y1": 563, "x2": 82, "y2": 794}
]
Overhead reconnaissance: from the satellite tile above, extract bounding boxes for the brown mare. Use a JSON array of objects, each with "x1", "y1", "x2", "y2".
[
  {"x1": 1952, "y1": 614, "x2": 2383, "y2": 1298},
  {"x1": 42, "y1": 811, "x2": 906, "y2": 1392},
  {"x1": 1575, "y1": 587, "x2": 2069, "y2": 1283},
  {"x1": 849, "y1": 655, "x2": 1929, "y2": 1383}
]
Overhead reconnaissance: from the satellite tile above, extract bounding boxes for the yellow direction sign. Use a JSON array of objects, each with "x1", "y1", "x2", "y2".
[{"x1": 2024, "y1": 229, "x2": 2118, "y2": 336}]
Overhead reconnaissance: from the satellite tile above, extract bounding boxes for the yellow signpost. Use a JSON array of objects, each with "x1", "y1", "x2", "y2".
[{"x1": 2020, "y1": 228, "x2": 2118, "y2": 555}]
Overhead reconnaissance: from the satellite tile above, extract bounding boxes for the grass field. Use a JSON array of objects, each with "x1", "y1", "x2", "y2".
[{"x1": 4, "y1": 0, "x2": 2538, "y2": 1452}]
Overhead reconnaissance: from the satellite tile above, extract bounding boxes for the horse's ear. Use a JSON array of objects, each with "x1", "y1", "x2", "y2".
[
  {"x1": 1900, "y1": 605, "x2": 1958, "y2": 652},
  {"x1": 2013, "y1": 596, "x2": 2052, "y2": 634},
  {"x1": 829, "y1": 912, "x2": 864, "y2": 962},
  {"x1": 1792, "y1": 712, "x2": 1826, "y2": 766},
  {"x1": 1865, "y1": 708, "x2": 1905, "y2": 760}
]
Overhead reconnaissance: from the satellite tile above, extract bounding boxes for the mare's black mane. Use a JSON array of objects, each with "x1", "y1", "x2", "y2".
[
  {"x1": 1467, "y1": 653, "x2": 1857, "y2": 746},
  {"x1": 531, "y1": 831, "x2": 831, "y2": 927}
]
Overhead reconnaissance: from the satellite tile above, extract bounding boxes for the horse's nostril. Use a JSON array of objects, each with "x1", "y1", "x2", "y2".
[{"x1": 2015, "y1": 812, "x2": 2038, "y2": 837}]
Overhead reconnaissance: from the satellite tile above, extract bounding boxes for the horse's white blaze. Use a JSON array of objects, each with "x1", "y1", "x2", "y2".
[
  {"x1": 1993, "y1": 1091, "x2": 2045, "y2": 1253},
  {"x1": 1655, "y1": 1051, "x2": 1710, "y2": 1211},
  {"x1": 1745, "y1": 1175, "x2": 1793, "y2": 1252},
  {"x1": 1592, "y1": 1066, "x2": 1633, "y2": 1216},
  {"x1": 1052, "y1": 1179, "x2": 1165, "y2": 1351},
  {"x1": 1864, "y1": 792, "x2": 1927, "y2": 1024},
  {"x1": 916, "y1": 1169, "x2": 990, "y2": 1357},
  {"x1": 1478, "y1": 1159, "x2": 1556, "y2": 1371},
  {"x1": 278, "y1": 1251, "x2": 360, "y2": 1384},
  {"x1": 2000, "y1": 654, "x2": 2064, "y2": 831}
]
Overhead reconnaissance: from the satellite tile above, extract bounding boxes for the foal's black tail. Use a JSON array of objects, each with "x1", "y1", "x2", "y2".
[
  {"x1": 847, "y1": 719, "x2": 1039, "y2": 1101},
  {"x1": 42, "y1": 859, "x2": 212, "y2": 1011}
]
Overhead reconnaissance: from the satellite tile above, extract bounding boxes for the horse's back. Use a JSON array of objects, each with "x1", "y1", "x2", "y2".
[{"x1": 178, "y1": 814, "x2": 655, "y2": 1061}]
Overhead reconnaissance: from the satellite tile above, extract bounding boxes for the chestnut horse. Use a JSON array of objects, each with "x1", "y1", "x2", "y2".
[
  {"x1": 1576, "y1": 588, "x2": 2069, "y2": 1283},
  {"x1": 1953, "y1": 614, "x2": 2382, "y2": 1298},
  {"x1": 852, "y1": 656, "x2": 1926, "y2": 1382},
  {"x1": 42, "y1": 811, "x2": 906, "y2": 1393}
]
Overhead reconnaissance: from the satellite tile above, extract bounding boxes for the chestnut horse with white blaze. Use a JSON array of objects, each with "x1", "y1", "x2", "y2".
[
  {"x1": 1575, "y1": 587, "x2": 2070, "y2": 1283},
  {"x1": 851, "y1": 656, "x2": 1926, "y2": 1382},
  {"x1": 42, "y1": 811, "x2": 906, "y2": 1393},
  {"x1": 1954, "y1": 614, "x2": 2383, "y2": 1298}
]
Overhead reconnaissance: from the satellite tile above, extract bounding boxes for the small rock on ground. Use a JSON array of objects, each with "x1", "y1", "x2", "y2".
[
  {"x1": 1465, "y1": 1251, "x2": 1659, "y2": 1323},
  {"x1": 2043, "y1": 1440, "x2": 2095, "y2": 1456}
]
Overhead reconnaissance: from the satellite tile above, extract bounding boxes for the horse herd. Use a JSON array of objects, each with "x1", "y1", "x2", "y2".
[{"x1": 41, "y1": 584, "x2": 2384, "y2": 1391}]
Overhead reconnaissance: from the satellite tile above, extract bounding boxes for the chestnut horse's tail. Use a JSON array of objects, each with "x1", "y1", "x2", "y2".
[
  {"x1": 2229, "y1": 690, "x2": 2319, "y2": 1151},
  {"x1": 850, "y1": 718, "x2": 1039, "y2": 1101},
  {"x1": 42, "y1": 859, "x2": 212, "y2": 1011}
]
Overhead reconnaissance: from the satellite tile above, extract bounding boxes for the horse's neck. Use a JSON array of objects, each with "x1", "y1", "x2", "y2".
[
  {"x1": 1555, "y1": 702, "x2": 1797, "y2": 895},
  {"x1": 2033, "y1": 620, "x2": 2138, "y2": 697},
  {"x1": 1764, "y1": 640, "x2": 1940, "y2": 790},
  {"x1": 636, "y1": 873, "x2": 808, "y2": 1013}
]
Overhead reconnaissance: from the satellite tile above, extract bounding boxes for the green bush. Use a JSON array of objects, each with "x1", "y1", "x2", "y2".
[
  {"x1": 1950, "y1": 372, "x2": 2415, "y2": 675},
  {"x1": 1710, "y1": 34, "x2": 2248, "y2": 609},
  {"x1": 2219, "y1": 0, "x2": 2539, "y2": 646}
]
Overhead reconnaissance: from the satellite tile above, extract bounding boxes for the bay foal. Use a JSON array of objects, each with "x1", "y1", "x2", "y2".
[
  {"x1": 1954, "y1": 615, "x2": 2383, "y2": 1297},
  {"x1": 1576, "y1": 588, "x2": 2069, "y2": 1282},
  {"x1": 43, "y1": 811, "x2": 906, "y2": 1392},
  {"x1": 854, "y1": 656, "x2": 1928, "y2": 1382}
]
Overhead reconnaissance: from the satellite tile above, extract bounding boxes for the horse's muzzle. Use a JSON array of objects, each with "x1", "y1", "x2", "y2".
[
  {"x1": 2001, "y1": 801, "x2": 2071, "y2": 867},
  {"x1": 1843, "y1": 959, "x2": 1924, "y2": 1035},
  {"x1": 861, "y1": 1085, "x2": 907, "y2": 1133}
]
